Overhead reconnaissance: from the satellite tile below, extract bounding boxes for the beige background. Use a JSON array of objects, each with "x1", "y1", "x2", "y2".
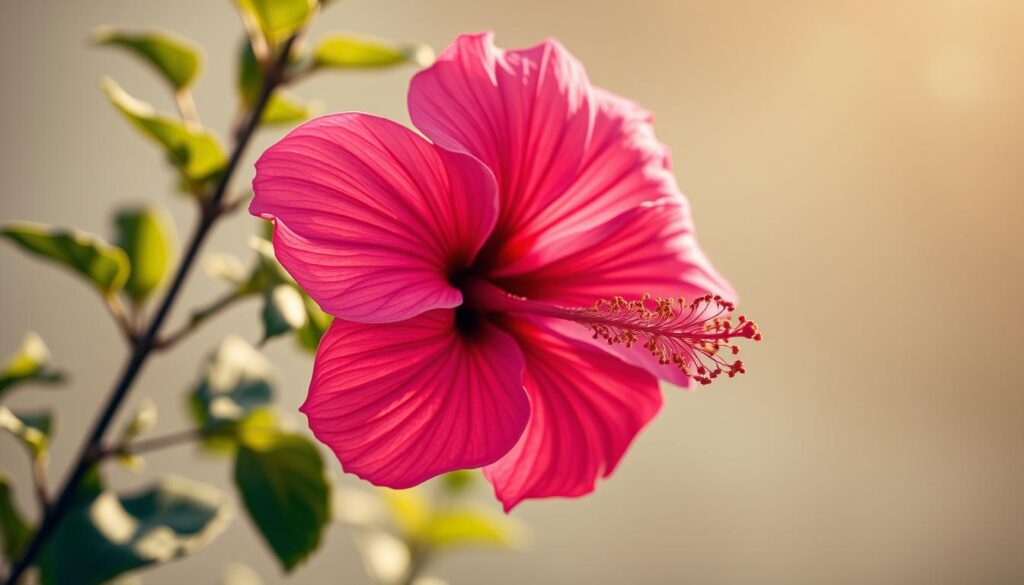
[{"x1": 2, "y1": 0, "x2": 1023, "y2": 583}]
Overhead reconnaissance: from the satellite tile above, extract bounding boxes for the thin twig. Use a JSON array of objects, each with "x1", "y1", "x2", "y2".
[
  {"x1": 154, "y1": 289, "x2": 250, "y2": 350},
  {"x1": 220, "y1": 191, "x2": 252, "y2": 215},
  {"x1": 0, "y1": 33, "x2": 302, "y2": 585},
  {"x1": 31, "y1": 456, "x2": 49, "y2": 513},
  {"x1": 94, "y1": 427, "x2": 202, "y2": 460},
  {"x1": 104, "y1": 294, "x2": 137, "y2": 344},
  {"x1": 175, "y1": 89, "x2": 201, "y2": 129}
]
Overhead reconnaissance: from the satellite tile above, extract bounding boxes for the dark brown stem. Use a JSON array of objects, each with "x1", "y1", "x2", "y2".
[
  {"x1": 0, "y1": 33, "x2": 301, "y2": 585},
  {"x1": 95, "y1": 427, "x2": 202, "y2": 460},
  {"x1": 154, "y1": 289, "x2": 250, "y2": 351}
]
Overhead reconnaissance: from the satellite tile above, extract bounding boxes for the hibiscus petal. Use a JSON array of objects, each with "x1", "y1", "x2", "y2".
[
  {"x1": 408, "y1": 32, "x2": 594, "y2": 266},
  {"x1": 303, "y1": 310, "x2": 529, "y2": 489},
  {"x1": 496, "y1": 198, "x2": 735, "y2": 305},
  {"x1": 508, "y1": 88, "x2": 681, "y2": 253},
  {"x1": 484, "y1": 318, "x2": 662, "y2": 511},
  {"x1": 251, "y1": 113, "x2": 498, "y2": 323},
  {"x1": 493, "y1": 199, "x2": 735, "y2": 387}
]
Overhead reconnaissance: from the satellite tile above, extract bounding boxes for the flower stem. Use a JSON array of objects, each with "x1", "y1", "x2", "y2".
[{"x1": 0, "y1": 33, "x2": 301, "y2": 585}]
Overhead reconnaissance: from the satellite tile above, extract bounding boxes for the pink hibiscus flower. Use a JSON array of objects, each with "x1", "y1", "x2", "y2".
[{"x1": 250, "y1": 32, "x2": 760, "y2": 510}]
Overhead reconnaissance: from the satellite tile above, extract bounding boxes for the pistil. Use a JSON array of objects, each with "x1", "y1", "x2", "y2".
[{"x1": 464, "y1": 279, "x2": 762, "y2": 385}]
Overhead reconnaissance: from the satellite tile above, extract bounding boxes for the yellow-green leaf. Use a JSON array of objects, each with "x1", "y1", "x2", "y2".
[
  {"x1": 115, "y1": 207, "x2": 174, "y2": 303},
  {"x1": 312, "y1": 34, "x2": 433, "y2": 69},
  {"x1": 381, "y1": 489, "x2": 429, "y2": 535},
  {"x1": 0, "y1": 331, "x2": 65, "y2": 398},
  {"x1": 94, "y1": 27, "x2": 202, "y2": 90},
  {"x1": 102, "y1": 78, "x2": 226, "y2": 185},
  {"x1": 1, "y1": 223, "x2": 129, "y2": 295},
  {"x1": 262, "y1": 92, "x2": 315, "y2": 125},
  {"x1": 237, "y1": 0, "x2": 315, "y2": 43},
  {"x1": 440, "y1": 470, "x2": 476, "y2": 494},
  {"x1": 419, "y1": 507, "x2": 519, "y2": 549},
  {"x1": 0, "y1": 406, "x2": 53, "y2": 458}
]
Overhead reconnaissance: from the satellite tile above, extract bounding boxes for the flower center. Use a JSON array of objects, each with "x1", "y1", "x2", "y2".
[{"x1": 462, "y1": 279, "x2": 762, "y2": 385}]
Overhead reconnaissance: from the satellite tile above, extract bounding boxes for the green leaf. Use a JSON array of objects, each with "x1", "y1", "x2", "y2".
[
  {"x1": 115, "y1": 207, "x2": 174, "y2": 303},
  {"x1": 189, "y1": 337, "x2": 274, "y2": 452},
  {"x1": 41, "y1": 476, "x2": 229, "y2": 585},
  {"x1": 418, "y1": 508, "x2": 519, "y2": 549},
  {"x1": 238, "y1": 234, "x2": 290, "y2": 294},
  {"x1": 0, "y1": 471, "x2": 32, "y2": 562},
  {"x1": 312, "y1": 34, "x2": 433, "y2": 69},
  {"x1": 0, "y1": 331, "x2": 65, "y2": 399},
  {"x1": 238, "y1": 40, "x2": 312, "y2": 125},
  {"x1": 94, "y1": 27, "x2": 202, "y2": 90},
  {"x1": 440, "y1": 470, "x2": 475, "y2": 495},
  {"x1": 102, "y1": 78, "x2": 226, "y2": 185},
  {"x1": 237, "y1": 0, "x2": 315, "y2": 43},
  {"x1": 295, "y1": 292, "x2": 331, "y2": 353},
  {"x1": 261, "y1": 284, "x2": 307, "y2": 341},
  {"x1": 234, "y1": 431, "x2": 329, "y2": 571},
  {"x1": 75, "y1": 465, "x2": 107, "y2": 507},
  {"x1": 237, "y1": 39, "x2": 263, "y2": 106},
  {"x1": 1, "y1": 223, "x2": 129, "y2": 295}
]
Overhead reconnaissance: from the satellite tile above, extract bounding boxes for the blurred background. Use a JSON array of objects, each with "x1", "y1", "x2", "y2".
[{"x1": 2, "y1": 0, "x2": 1023, "y2": 583}]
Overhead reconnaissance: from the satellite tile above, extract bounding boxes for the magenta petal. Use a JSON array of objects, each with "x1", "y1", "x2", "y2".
[
  {"x1": 507, "y1": 88, "x2": 682, "y2": 255},
  {"x1": 497, "y1": 199, "x2": 735, "y2": 305},
  {"x1": 494, "y1": 199, "x2": 735, "y2": 387},
  {"x1": 251, "y1": 113, "x2": 498, "y2": 323},
  {"x1": 408, "y1": 32, "x2": 594, "y2": 265},
  {"x1": 303, "y1": 310, "x2": 529, "y2": 489},
  {"x1": 484, "y1": 318, "x2": 662, "y2": 511}
]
